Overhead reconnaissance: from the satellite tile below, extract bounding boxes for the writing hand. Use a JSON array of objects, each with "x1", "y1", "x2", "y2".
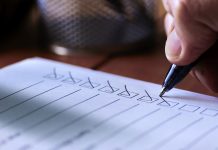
[{"x1": 162, "y1": 0, "x2": 218, "y2": 92}]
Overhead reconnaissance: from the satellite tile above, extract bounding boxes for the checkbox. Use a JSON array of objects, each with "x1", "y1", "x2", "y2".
[
  {"x1": 179, "y1": 104, "x2": 200, "y2": 112},
  {"x1": 98, "y1": 86, "x2": 119, "y2": 93},
  {"x1": 80, "y1": 82, "x2": 100, "y2": 89},
  {"x1": 137, "y1": 96, "x2": 158, "y2": 103},
  {"x1": 117, "y1": 91, "x2": 139, "y2": 99},
  {"x1": 200, "y1": 108, "x2": 218, "y2": 117},
  {"x1": 43, "y1": 74, "x2": 64, "y2": 80},
  {"x1": 62, "y1": 77, "x2": 82, "y2": 84},
  {"x1": 157, "y1": 100, "x2": 179, "y2": 108}
]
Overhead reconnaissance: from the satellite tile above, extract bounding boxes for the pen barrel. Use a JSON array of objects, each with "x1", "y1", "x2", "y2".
[{"x1": 163, "y1": 63, "x2": 195, "y2": 91}]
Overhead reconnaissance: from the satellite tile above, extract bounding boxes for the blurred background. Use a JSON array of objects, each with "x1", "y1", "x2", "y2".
[{"x1": 0, "y1": 0, "x2": 165, "y2": 53}]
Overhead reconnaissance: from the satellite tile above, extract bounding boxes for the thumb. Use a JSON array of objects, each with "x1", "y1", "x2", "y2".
[{"x1": 165, "y1": 0, "x2": 218, "y2": 65}]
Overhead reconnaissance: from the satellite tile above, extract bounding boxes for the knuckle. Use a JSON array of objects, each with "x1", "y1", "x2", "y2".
[{"x1": 174, "y1": 0, "x2": 189, "y2": 18}]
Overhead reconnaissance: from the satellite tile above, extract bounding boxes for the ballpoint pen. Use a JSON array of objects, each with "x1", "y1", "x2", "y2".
[{"x1": 159, "y1": 60, "x2": 198, "y2": 97}]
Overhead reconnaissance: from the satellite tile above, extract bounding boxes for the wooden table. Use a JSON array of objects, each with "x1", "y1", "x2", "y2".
[{"x1": 0, "y1": 45, "x2": 217, "y2": 97}]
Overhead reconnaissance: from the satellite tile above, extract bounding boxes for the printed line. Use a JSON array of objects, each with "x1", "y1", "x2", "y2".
[
  {"x1": 179, "y1": 104, "x2": 200, "y2": 112},
  {"x1": 93, "y1": 104, "x2": 140, "y2": 128},
  {"x1": 102, "y1": 108, "x2": 161, "y2": 141},
  {"x1": 22, "y1": 94, "x2": 100, "y2": 133},
  {"x1": 0, "y1": 81, "x2": 44, "y2": 101},
  {"x1": 87, "y1": 108, "x2": 161, "y2": 149},
  {"x1": 37, "y1": 99, "x2": 121, "y2": 142},
  {"x1": 182, "y1": 125, "x2": 218, "y2": 150},
  {"x1": 125, "y1": 113, "x2": 181, "y2": 147},
  {"x1": 51, "y1": 104, "x2": 140, "y2": 150},
  {"x1": 151, "y1": 117, "x2": 204, "y2": 150},
  {"x1": 18, "y1": 145, "x2": 31, "y2": 150},
  {"x1": 200, "y1": 108, "x2": 218, "y2": 117},
  {"x1": 0, "y1": 85, "x2": 62, "y2": 114},
  {"x1": 0, "y1": 94, "x2": 100, "y2": 149},
  {"x1": 52, "y1": 129, "x2": 91, "y2": 150},
  {"x1": 0, "y1": 89, "x2": 81, "y2": 129}
]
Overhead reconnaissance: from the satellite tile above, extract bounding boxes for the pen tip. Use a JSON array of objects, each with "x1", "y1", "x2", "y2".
[{"x1": 159, "y1": 87, "x2": 167, "y2": 97}]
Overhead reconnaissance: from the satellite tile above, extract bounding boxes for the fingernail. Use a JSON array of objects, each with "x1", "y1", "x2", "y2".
[{"x1": 166, "y1": 30, "x2": 181, "y2": 59}]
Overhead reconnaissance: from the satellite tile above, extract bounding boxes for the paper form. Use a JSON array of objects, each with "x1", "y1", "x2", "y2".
[{"x1": 0, "y1": 57, "x2": 217, "y2": 150}]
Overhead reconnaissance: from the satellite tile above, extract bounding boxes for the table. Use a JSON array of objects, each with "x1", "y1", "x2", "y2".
[{"x1": 0, "y1": 46, "x2": 217, "y2": 97}]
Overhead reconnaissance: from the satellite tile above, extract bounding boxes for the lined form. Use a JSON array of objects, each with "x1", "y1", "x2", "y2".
[{"x1": 0, "y1": 58, "x2": 217, "y2": 150}]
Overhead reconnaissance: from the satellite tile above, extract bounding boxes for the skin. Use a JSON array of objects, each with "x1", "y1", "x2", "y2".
[{"x1": 162, "y1": 0, "x2": 218, "y2": 92}]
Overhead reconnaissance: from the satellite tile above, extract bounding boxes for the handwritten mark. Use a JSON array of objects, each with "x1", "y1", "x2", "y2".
[
  {"x1": 124, "y1": 85, "x2": 131, "y2": 96},
  {"x1": 137, "y1": 90, "x2": 159, "y2": 103},
  {"x1": 157, "y1": 99, "x2": 179, "y2": 108},
  {"x1": 87, "y1": 77, "x2": 95, "y2": 88},
  {"x1": 117, "y1": 85, "x2": 139, "y2": 98},
  {"x1": 98, "y1": 81, "x2": 119, "y2": 93},
  {"x1": 62, "y1": 72, "x2": 81, "y2": 84},
  {"x1": 80, "y1": 77, "x2": 100, "y2": 89},
  {"x1": 107, "y1": 80, "x2": 115, "y2": 93},
  {"x1": 53, "y1": 68, "x2": 57, "y2": 78},
  {"x1": 144, "y1": 90, "x2": 152, "y2": 101},
  {"x1": 68, "y1": 71, "x2": 76, "y2": 83},
  {"x1": 44, "y1": 68, "x2": 64, "y2": 80},
  {"x1": 160, "y1": 97, "x2": 171, "y2": 107}
]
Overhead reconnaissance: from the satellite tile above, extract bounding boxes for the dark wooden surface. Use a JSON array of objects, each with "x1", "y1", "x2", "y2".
[{"x1": 0, "y1": 47, "x2": 217, "y2": 97}]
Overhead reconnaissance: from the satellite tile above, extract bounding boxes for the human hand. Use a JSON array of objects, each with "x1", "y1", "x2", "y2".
[{"x1": 162, "y1": 0, "x2": 218, "y2": 92}]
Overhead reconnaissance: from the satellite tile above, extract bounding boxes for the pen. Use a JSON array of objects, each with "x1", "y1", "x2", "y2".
[{"x1": 159, "y1": 61, "x2": 198, "y2": 97}]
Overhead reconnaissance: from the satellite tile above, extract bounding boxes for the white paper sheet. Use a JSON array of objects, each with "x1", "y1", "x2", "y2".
[{"x1": 0, "y1": 57, "x2": 217, "y2": 150}]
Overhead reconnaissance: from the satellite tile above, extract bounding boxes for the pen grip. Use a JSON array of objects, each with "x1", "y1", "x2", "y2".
[{"x1": 163, "y1": 62, "x2": 196, "y2": 91}]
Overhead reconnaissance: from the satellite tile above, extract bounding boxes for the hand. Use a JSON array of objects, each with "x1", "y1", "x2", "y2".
[{"x1": 162, "y1": 0, "x2": 218, "y2": 92}]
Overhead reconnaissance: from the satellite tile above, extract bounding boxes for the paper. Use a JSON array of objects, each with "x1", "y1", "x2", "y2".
[{"x1": 0, "y1": 57, "x2": 217, "y2": 150}]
